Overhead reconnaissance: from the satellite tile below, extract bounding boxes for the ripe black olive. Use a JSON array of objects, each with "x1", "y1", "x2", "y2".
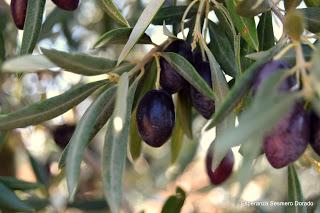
[
  {"x1": 205, "y1": 143, "x2": 234, "y2": 185},
  {"x1": 263, "y1": 103, "x2": 309, "y2": 168},
  {"x1": 160, "y1": 40, "x2": 192, "y2": 94},
  {"x1": 10, "y1": 0, "x2": 28, "y2": 30},
  {"x1": 51, "y1": 0, "x2": 79, "y2": 11},
  {"x1": 190, "y1": 53, "x2": 215, "y2": 119},
  {"x1": 52, "y1": 124, "x2": 75, "y2": 149},
  {"x1": 136, "y1": 89, "x2": 175, "y2": 147}
]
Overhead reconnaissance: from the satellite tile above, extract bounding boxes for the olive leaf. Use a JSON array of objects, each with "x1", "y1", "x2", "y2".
[
  {"x1": 41, "y1": 48, "x2": 120, "y2": 76},
  {"x1": 159, "y1": 52, "x2": 216, "y2": 101},
  {"x1": 0, "y1": 80, "x2": 105, "y2": 130},
  {"x1": 226, "y1": 0, "x2": 259, "y2": 51},
  {"x1": 102, "y1": 72, "x2": 142, "y2": 213},
  {"x1": 0, "y1": 32, "x2": 4, "y2": 65},
  {"x1": 298, "y1": 7, "x2": 320, "y2": 34},
  {"x1": 161, "y1": 187, "x2": 186, "y2": 213},
  {"x1": 93, "y1": 27, "x2": 153, "y2": 48},
  {"x1": 117, "y1": 0, "x2": 165, "y2": 65},
  {"x1": 0, "y1": 182, "x2": 33, "y2": 212},
  {"x1": 304, "y1": 0, "x2": 320, "y2": 7},
  {"x1": 129, "y1": 109, "x2": 142, "y2": 161},
  {"x1": 1, "y1": 55, "x2": 56, "y2": 73},
  {"x1": 286, "y1": 165, "x2": 307, "y2": 213},
  {"x1": 176, "y1": 89, "x2": 193, "y2": 139},
  {"x1": 66, "y1": 84, "x2": 116, "y2": 201},
  {"x1": 27, "y1": 152, "x2": 49, "y2": 185},
  {"x1": 257, "y1": 12, "x2": 275, "y2": 51},
  {"x1": 236, "y1": 0, "x2": 270, "y2": 17},
  {"x1": 20, "y1": 0, "x2": 46, "y2": 55},
  {"x1": 152, "y1": 5, "x2": 197, "y2": 25},
  {"x1": 0, "y1": 177, "x2": 43, "y2": 191},
  {"x1": 171, "y1": 108, "x2": 185, "y2": 164},
  {"x1": 101, "y1": 0, "x2": 130, "y2": 27}
]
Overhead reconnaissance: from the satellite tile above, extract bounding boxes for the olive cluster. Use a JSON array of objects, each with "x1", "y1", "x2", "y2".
[
  {"x1": 135, "y1": 40, "x2": 234, "y2": 184},
  {"x1": 10, "y1": 0, "x2": 79, "y2": 30},
  {"x1": 254, "y1": 60, "x2": 320, "y2": 169}
]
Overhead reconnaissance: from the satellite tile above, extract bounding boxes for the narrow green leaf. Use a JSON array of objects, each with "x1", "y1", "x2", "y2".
[
  {"x1": 42, "y1": 48, "x2": 120, "y2": 76},
  {"x1": 27, "y1": 152, "x2": 49, "y2": 185},
  {"x1": 1, "y1": 55, "x2": 56, "y2": 73},
  {"x1": 117, "y1": 0, "x2": 165, "y2": 65},
  {"x1": 0, "y1": 176, "x2": 43, "y2": 191},
  {"x1": 0, "y1": 132, "x2": 6, "y2": 147},
  {"x1": 304, "y1": 0, "x2": 320, "y2": 7},
  {"x1": 208, "y1": 21, "x2": 237, "y2": 78},
  {"x1": 159, "y1": 52, "x2": 216, "y2": 101},
  {"x1": 176, "y1": 88, "x2": 193, "y2": 139},
  {"x1": 93, "y1": 27, "x2": 153, "y2": 48},
  {"x1": 102, "y1": 72, "x2": 142, "y2": 213},
  {"x1": 287, "y1": 165, "x2": 307, "y2": 213},
  {"x1": 257, "y1": 12, "x2": 275, "y2": 51},
  {"x1": 0, "y1": 182, "x2": 33, "y2": 212},
  {"x1": 20, "y1": 0, "x2": 46, "y2": 55},
  {"x1": 0, "y1": 80, "x2": 105, "y2": 130},
  {"x1": 129, "y1": 109, "x2": 142, "y2": 161},
  {"x1": 298, "y1": 7, "x2": 320, "y2": 33},
  {"x1": 66, "y1": 84, "x2": 116, "y2": 200},
  {"x1": 161, "y1": 187, "x2": 186, "y2": 213},
  {"x1": 226, "y1": 0, "x2": 259, "y2": 51},
  {"x1": 171, "y1": 113, "x2": 184, "y2": 164},
  {"x1": 152, "y1": 6, "x2": 197, "y2": 25},
  {"x1": 101, "y1": 0, "x2": 130, "y2": 27},
  {"x1": 206, "y1": 44, "x2": 283, "y2": 130}
]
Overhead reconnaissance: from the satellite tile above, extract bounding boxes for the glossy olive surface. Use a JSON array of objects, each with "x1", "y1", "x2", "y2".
[
  {"x1": 206, "y1": 144, "x2": 234, "y2": 185},
  {"x1": 310, "y1": 111, "x2": 320, "y2": 156},
  {"x1": 263, "y1": 103, "x2": 309, "y2": 168},
  {"x1": 52, "y1": 0, "x2": 79, "y2": 11},
  {"x1": 136, "y1": 90, "x2": 175, "y2": 147},
  {"x1": 10, "y1": 0, "x2": 28, "y2": 30},
  {"x1": 160, "y1": 40, "x2": 192, "y2": 94}
]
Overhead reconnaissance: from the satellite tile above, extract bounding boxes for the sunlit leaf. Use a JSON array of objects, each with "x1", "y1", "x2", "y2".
[
  {"x1": 129, "y1": 109, "x2": 142, "y2": 161},
  {"x1": 101, "y1": 0, "x2": 130, "y2": 27},
  {"x1": 102, "y1": 72, "x2": 142, "y2": 213},
  {"x1": 117, "y1": 0, "x2": 165, "y2": 65},
  {"x1": 66, "y1": 84, "x2": 116, "y2": 200},
  {"x1": 161, "y1": 187, "x2": 186, "y2": 213},
  {"x1": 171, "y1": 109, "x2": 185, "y2": 164}
]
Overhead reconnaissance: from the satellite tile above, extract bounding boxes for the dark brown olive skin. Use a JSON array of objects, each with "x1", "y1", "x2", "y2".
[
  {"x1": 52, "y1": 0, "x2": 79, "y2": 11},
  {"x1": 310, "y1": 111, "x2": 320, "y2": 156},
  {"x1": 263, "y1": 103, "x2": 309, "y2": 168},
  {"x1": 160, "y1": 40, "x2": 192, "y2": 94},
  {"x1": 136, "y1": 89, "x2": 175, "y2": 147},
  {"x1": 10, "y1": 0, "x2": 28, "y2": 30},
  {"x1": 252, "y1": 60, "x2": 295, "y2": 93},
  {"x1": 190, "y1": 53, "x2": 215, "y2": 119},
  {"x1": 52, "y1": 124, "x2": 75, "y2": 149},
  {"x1": 205, "y1": 144, "x2": 234, "y2": 185}
]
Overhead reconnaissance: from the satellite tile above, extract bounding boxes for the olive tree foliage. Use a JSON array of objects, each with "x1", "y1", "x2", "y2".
[{"x1": 0, "y1": 0, "x2": 320, "y2": 212}]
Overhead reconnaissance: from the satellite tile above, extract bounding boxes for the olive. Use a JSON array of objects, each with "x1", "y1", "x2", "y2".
[
  {"x1": 160, "y1": 40, "x2": 192, "y2": 94},
  {"x1": 136, "y1": 89, "x2": 175, "y2": 147},
  {"x1": 310, "y1": 111, "x2": 320, "y2": 156},
  {"x1": 51, "y1": 0, "x2": 79, "y2": 11},
  {"x1": 252, "y1": 60, "x2": 295, "y2": 93},
  {"x1": 52, "y1": 124, "x2": 75, "y2": 149},
  {"x1": 205, "y1": 143, "x2": 234, "y2": 185},
  {"x1": 10, "y1": 0, "x2": 28, "y2": 30},
  {"x1": 190, "y1": 52, "x2": 215, "y2": 119},
  {"x1": 263, "y1": 103, "x2": 309, "y2": 168}
]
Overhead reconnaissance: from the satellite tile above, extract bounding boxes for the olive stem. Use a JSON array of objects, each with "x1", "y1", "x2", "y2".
[
  {"x1": 273, "y1": 43, "x2": 294, "y2": 60},
  {"x1": 181, "y1": 0, "x2": 199, "y2": 40},
  {"x1": 154, "y1": 55, "x2": 161, "y2": 89},
  {"x1": 192, "y1": 0, "x2": 206, "y2": 50}
]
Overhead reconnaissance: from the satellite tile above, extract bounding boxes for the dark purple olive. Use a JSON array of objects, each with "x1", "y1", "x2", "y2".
[
  {"x1": 263, "y1": 103, "x2": 309, "y2": 168},
  {"x1": 310, "y1": 111, "x2": 320, "y2": 156},
  {"x1": 160, "y1": 40, "x2": 192, "y2": 94},
  {"x1": 205, "y1": 143, "x2": 234, "y2": 185},
  {"x1": 136, "y1": 89, "x2": 175, "y2": 147},
  {"x1": 252, "y1": 60, "x2": 295, "y2": 93},
  {"x1": 51, "y1": 0, "x2": 79, "y2": 11},
  {"x1": 52, "y1": 124, "x2": 75, "y2": 149},
  {"x1": 190, "y1": 54, "x2": 215, "y2": 119},
  {"x1": 10, "y1": 0, "x2": 28, "y2": 30}
]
